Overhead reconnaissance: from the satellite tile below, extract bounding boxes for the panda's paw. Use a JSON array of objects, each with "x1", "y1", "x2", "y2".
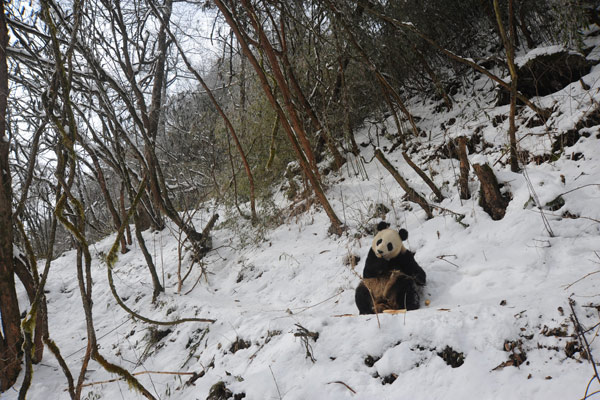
[{"x1": 390, "y1": 270, "x2": 408, "y2": 279}]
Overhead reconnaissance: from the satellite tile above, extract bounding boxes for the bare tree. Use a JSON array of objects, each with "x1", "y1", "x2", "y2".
[
  {"x1": 0, "y1": 0, "x2": 23, "y2": 391},
  {"x1": 214, "y1": 0, "x2": 344, "y2": 234}
]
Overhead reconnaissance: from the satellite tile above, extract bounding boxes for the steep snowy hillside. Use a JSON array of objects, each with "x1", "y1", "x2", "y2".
[{"x1": 7, "y1": 32, "x2": 600, "y2": 400}]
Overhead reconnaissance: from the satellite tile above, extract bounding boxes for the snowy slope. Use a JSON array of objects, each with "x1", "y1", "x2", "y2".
[{"x1": 6, "y1": 38, "x2": 600, "y2": 400}]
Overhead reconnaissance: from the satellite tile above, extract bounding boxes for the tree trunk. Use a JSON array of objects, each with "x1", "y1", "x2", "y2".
[
  {"x1": 240, "y1": 0, "x2": 322, "y2": 179},
  {"x1": 215, "y1": 0, "x2": 344, "y2": 234},
  {"x1": 89, "y1": 150, "x2": 128, "y2": 253},
  {"x1": 121, "y1": 182, "x2": 132, "y2": 245},
  {"x1": 457, "y1": 137, "x2": 471, "y2": 200},
  {"x1": 493, "y1": 0, "x2": 520, "y2": 172},
  {"x1": 0, "y1": 2, "x2": 23, "y2": 390},
  {"x1": 374, "y1": 149, "x2": 433, "y2": 219},
  {"x1": 13, "y1": 256, "x2": 48, "y2": 364},
  {"x1": 473, "y1": 163, "x2": 508, "y2": 220},
  {"x1": 402, "y1": 151, "x2": 444, "y2": 202},
  {"x1": 279, "y1": 17, "x2": 345, "y2": 170},
  {"x1": 133, "y1": 211, "x2": 164, "y2": 302}
]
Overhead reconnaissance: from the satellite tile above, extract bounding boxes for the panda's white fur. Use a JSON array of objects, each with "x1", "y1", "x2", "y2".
[{"x1": 371, "y1": 228, "x2": 407, "y2": 260}]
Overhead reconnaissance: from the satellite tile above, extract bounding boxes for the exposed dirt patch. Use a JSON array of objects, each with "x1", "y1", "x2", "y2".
[
  {"x1": 229, "y1": 338, "x2": 251, "y2": 354},
  {"x1": 437, "y1": 346, "x2": 465, "y2": 368}
]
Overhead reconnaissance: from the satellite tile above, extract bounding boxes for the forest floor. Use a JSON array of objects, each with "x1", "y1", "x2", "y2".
[{"x1": 6, "y1": 31, "x2": 600, "y2": 400}]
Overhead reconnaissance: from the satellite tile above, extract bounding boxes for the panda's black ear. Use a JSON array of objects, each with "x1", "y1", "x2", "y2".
[
  {"x1": 399, "y1": 228, "x2": 408, "y2": 241},
  {"x1": 377, "y1": 221, "x2": 390, "y2": 231}
]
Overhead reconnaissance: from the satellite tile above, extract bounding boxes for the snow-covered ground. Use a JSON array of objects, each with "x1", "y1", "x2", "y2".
[{"x1": 6, "y1": 35, "x2": 600, "y2": 400}]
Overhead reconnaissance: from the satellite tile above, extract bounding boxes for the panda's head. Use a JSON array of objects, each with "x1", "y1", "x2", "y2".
[{"x1": 371, "y1": 221, "x2": 408, "y2": 260}]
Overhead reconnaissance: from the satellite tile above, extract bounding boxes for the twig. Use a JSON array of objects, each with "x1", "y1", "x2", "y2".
[
  {"x1": 570, "y1": 297, "x2": 600, "y2": 400},
  {"x1": 530, "y1": 210, "x2": 600, "y2": 225},
  {"x1": 294, "y1": 324, "x2": 319, "y2": 363},
  {"x1": 582, "y1": 387, "x2": 600, "y2": 400},
  {"x1": 269, "y1": 366, "x2": 283, "y2": 400},
  {"x1": 76, "y1": 370, "x2": 196, "y2": 389},
  {"x1": 558, "y1": 184, "x2": 600, "y2": 198},
  {"x1": 327, "y1": 380, "x2": 357, "y2": 394},
  {"x1": 565, "y1": 270, "x2": 600, "y2": 290},
  {"x1": 183, "y1": 261, "x2": 207, "y2": 295},
  {"x1": 437, "y1": 255, "x2": 461, "y2": 268},
  {"x1": 287, "y1": 290, "x2": 344, "y2": 315},
  {"x1": 522, "y1": 164, "x2": 554, "y2": 237}
]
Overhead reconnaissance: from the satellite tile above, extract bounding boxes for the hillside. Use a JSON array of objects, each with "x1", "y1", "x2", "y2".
[{"x1": 6, "y1": 26, "x2": 600, "y2": 400}]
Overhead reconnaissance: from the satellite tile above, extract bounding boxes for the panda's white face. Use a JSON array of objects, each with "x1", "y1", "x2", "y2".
[{"x1": 372, "y1": 228, "x2": 406, "y2": 260}]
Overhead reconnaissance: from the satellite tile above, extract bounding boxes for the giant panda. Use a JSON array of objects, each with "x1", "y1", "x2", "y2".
[{"x1": 355, "y1": 221, "x2": 426, "y2": 314}]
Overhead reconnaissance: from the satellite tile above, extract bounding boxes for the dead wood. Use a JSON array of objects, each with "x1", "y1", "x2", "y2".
[
  {"x1": 374, "y1": 149, "x2": 433, "y2": 219},
  {"x1": 569, "y1": 298, "x2": 600, "y2": 400},
  {"x1": 456, "y1": 137, "x2": 471, "y2": 200},
  {"x1": 402, "y1": 151, "x2": 444, "y2": 202},
  {"x1": 473, "y1": 163, "x2": 508, "y2": 220}
]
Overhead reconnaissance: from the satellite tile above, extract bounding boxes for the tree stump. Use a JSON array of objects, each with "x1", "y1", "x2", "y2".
[{"x1": 473, "y1": 163, "x2": 508, "y2": 220}]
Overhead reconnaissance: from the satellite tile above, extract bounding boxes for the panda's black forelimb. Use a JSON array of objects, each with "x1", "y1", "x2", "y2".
[
  {"x1": 355, "y1": 282, "x2": 376, "y2": 314},
  {"x1": 398, "y1": 251, "x2": 426, "y2": 286}
]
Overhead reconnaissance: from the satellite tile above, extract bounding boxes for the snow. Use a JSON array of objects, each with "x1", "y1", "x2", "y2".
[
  {"x1": 514, "y1": 45, "x2": 568, "y2": 68},
  {"x1": 6, "y1": 39, "x2": 600, "y2": 400}
]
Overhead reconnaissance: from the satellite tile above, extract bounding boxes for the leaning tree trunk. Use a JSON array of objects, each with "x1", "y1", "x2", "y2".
[
  {"x1": 402, "y1": 151, "x2": 444, "y2": 202},
  {"x1": 215, "y1": 0, "x2": 344, "y2": 234},
  {"x1": 374, "y1": 149, "x2": 433, "y2": 219}
]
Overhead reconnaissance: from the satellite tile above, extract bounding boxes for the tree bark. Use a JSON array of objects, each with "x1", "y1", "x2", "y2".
[
  {"x1": 13, "y1": 256, "x2": 48, "y2": 364},
  {"x1": 88, "y1": 150, "x2": 128, "y2": 253},
  {"x1": 493, "y1": 0, "x2": 520, "y2": 172},
  {"x1": 215, "y1": 0, "x2": 344, "y2": 234},
  {"x1": 374, "y1": 149, "x2": 433, "y2": 219},
  {"x1": 0, "y1": 1, "x2": 23, "y2": 390},
  {"x1": 134, "y1": 211, "x2": 164, "y2": 302},
  {"x1": 402, "y1": 151, "x2": 444, "y2": 202},
  {"x1": 120, "y1": 182, "x2": 132, "y2": 245},
  {"x1": 240, "y1": 0, "x2": 321, "y2": 179},
  {"x1": 150, "y1": 4, "x2": 258, "y2": 222},
  {"x1": 278, "y1": 16, "x2": 345, "y2": 170},
  {"x1": 473, "y1": 163, "x2": 508, "y2": 220},
  {"x1": 457, "y1": 137, "x2": 471, "y2": 200}
]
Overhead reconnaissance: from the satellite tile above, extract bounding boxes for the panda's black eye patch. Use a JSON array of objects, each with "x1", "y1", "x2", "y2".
[
  {"x1": 387, "y1": 243, "x2": 394, "y2": 251},
  {"x1": 376, "y1": 239, "x2": 382, "y2": 245}
]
